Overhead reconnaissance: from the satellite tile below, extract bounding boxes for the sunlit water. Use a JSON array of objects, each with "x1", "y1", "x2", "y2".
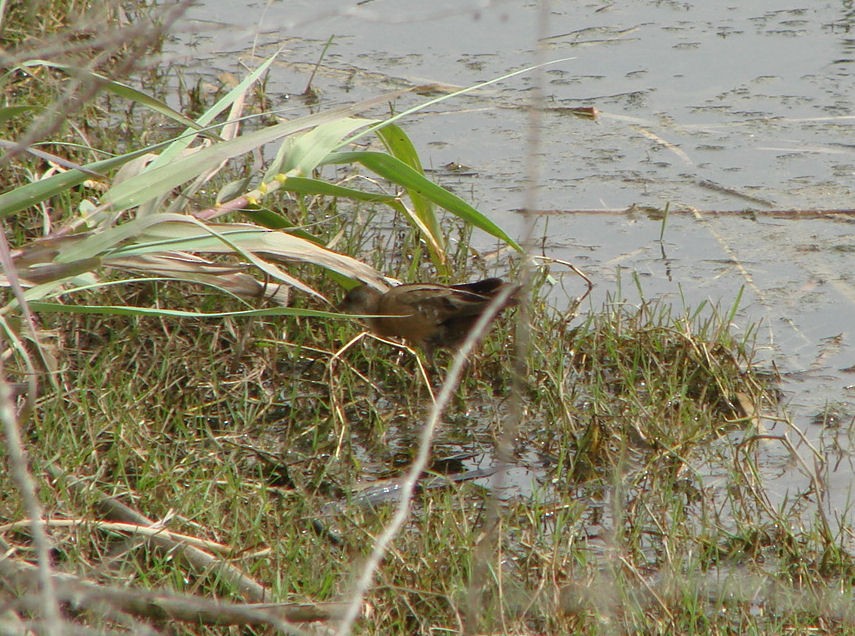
[{"x1": 167, "y1": 1, "x2": 855, "y2": 517}]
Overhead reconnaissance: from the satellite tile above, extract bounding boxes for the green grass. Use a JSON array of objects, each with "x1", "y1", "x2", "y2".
[
  {"x1": 1, "y1": 1, "x2": 853, "y2": 634},
  {"x1": 5, "y1": 265, "x2": 851, "y2": 634}
]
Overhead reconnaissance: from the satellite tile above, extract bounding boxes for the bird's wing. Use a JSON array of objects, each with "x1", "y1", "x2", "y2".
[{"x1": 380, "y1": 284, "x2": 471, "y2": 323}]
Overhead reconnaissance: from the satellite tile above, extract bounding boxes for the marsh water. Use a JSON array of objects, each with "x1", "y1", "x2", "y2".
[{"x1": 167, "y1": 2, "x2": 855, "y2": 521}]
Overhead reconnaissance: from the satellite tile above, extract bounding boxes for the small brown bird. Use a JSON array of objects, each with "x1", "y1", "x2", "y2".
[{"x1": 339, "y1": 278, "x2": 519, "y2": 359}]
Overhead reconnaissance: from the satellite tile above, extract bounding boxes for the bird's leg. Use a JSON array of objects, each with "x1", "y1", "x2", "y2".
[{"x1": 413, "y1": 352, "x2": 436, "y2": 404}]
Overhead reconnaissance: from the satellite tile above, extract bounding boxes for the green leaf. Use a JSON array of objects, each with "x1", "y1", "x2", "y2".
[
  {"x1": 325, "y1": 151, "x2": 523, "y2": 252},
  {"x1": 103, "y1": 113, "x2": 375, "y2": 212},
  {"x1": 0, "y1": 105, "x2": 39, "y2": 125},
  {"x1": 264, "y1": 117, "x2": 377, "y2": 181},
  {"x1": 278, "y1": 176, "x2": 397, "y2": 203},
  {"x1": 0, "y1": 147, "x2": 151, "y2": 220},
  {"x1": 376, "y1": 124, "x2": 445, "y2": 268}
]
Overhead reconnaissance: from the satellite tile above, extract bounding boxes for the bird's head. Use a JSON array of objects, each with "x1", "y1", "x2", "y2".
[{"x1": 338, "y1": 285, "x2": 383, "y2": 314}]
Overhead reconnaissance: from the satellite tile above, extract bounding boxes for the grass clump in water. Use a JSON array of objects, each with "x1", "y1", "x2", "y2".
[{"x1": 537, "y1": 292, "x2": 766, "y2": 482}]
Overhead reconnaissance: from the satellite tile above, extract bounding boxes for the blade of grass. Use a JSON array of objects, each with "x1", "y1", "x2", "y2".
[
  {"x1": 147, "y1": 51, "x2": 281, "y2": 171},
  {"x1": 26, "y1": 303, "x2": 342, "y2": 320},
  {"x1": 18, "y1": 60, "x2": 207, "y2": 134},
  {"x1": 343, "y1": 57, "x2": 575, "y2": 149}
]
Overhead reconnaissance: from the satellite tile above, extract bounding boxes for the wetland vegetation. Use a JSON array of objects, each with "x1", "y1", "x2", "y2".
[{"x1": 1, "y1": 2, "x2": 852, "y2": 634}]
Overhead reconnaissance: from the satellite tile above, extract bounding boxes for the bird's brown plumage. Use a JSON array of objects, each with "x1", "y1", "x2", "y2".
[{"x1": 338, "y1": 278, "x2": 519, "y2": 358}]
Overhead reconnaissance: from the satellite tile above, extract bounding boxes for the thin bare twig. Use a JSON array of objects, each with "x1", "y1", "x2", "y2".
[
  {"x1": 334, "y1": 284, "x2": 519, "y2": 635},
  {"x1": 0, "y1": 518, "x2": 231, "y2": 553},
  {"x1": 0, "y1": 556, "x2": 347, "y2": 633},
  {"x1": 463, "y1": 1, "x2": 552, "y2": 631},
  {"x1": 45, "y1": 464, "x2": 272, "y2": 604},
  {"x1": 0, "y1": 230, "x2": 63, "y2": 634}
]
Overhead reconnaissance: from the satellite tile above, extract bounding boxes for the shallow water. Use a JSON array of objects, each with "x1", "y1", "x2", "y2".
[{"x1": 168, "y1": 1, "x2": 855, "y2": 516}]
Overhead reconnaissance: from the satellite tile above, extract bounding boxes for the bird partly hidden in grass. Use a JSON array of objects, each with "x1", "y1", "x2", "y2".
[{"x1": 338, "y1": 278, "x2": 520, "y2": 361}]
